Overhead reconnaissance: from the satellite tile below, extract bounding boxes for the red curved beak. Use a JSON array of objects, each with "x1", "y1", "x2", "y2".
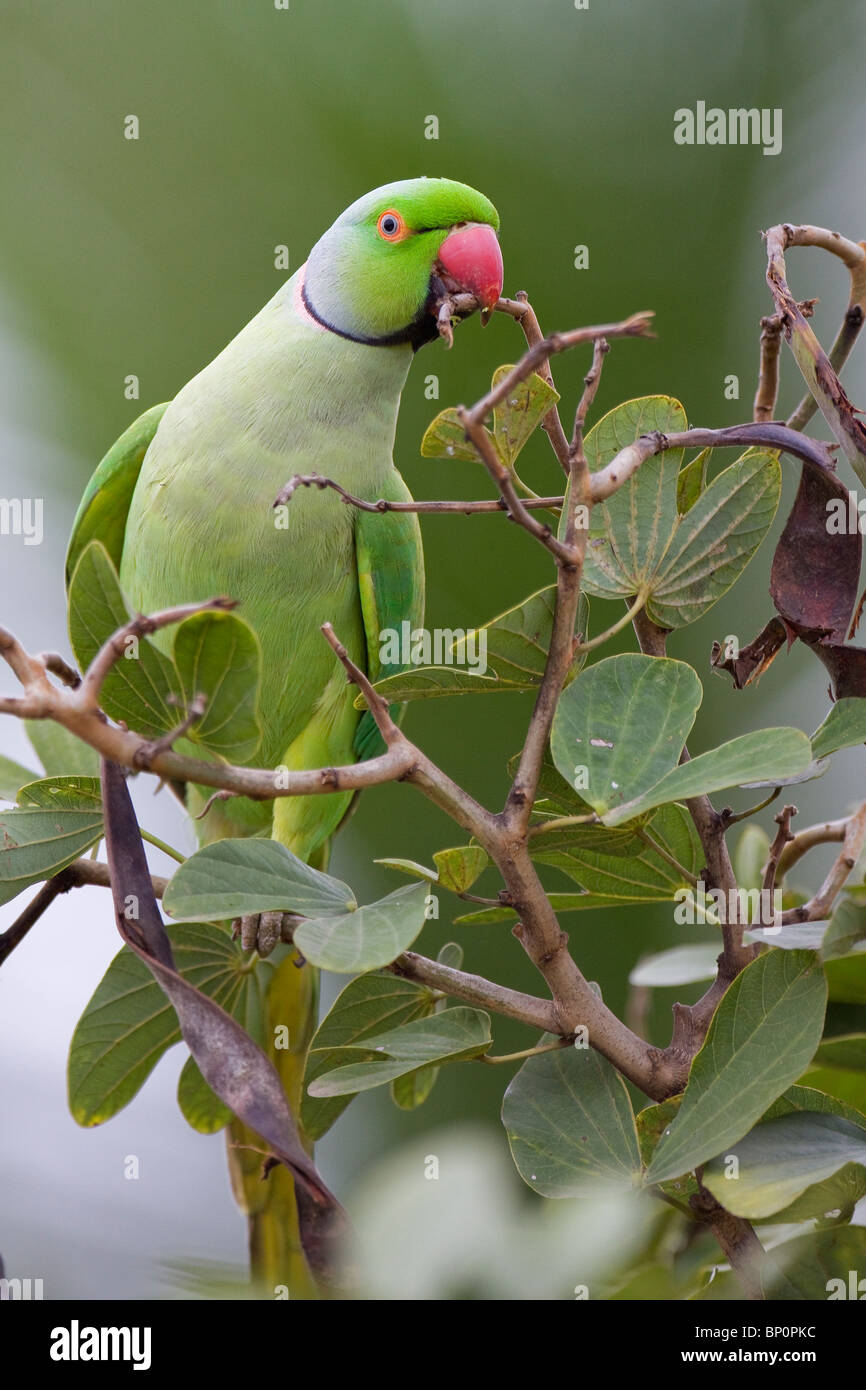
[{"x1": 437, "y1": 222, "x2": 503, "y2": 310}]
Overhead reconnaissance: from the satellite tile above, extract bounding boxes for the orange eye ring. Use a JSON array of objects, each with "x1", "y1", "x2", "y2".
[{"x1": 377, "y1": 209, "x2": 407, "y2": 241}]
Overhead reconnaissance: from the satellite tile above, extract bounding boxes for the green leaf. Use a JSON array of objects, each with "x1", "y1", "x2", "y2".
[
  {"x1": 67, "y1": 540, "x2": 179, "y2": 740},
  {"x1": 502, "y1": 1039, "x2": 641, "y2": 1197},
  {"x1": 436, "y1": 940, "x2": 464, "y2": 972},
  {"x1": 766, "y1": 1081, "x2": 866, "y2": 1128},
  {"x1": 307, "y1": 1006, "x2": 492, "y2": 1097},
  {"x1": 647, "y1": 450, "x2": 781, "y2": 629},
  {"x1": 363, "y1": 587, "x2": 587, "y2": 703},
  {"x1": 301, "y1": 972, "x2": 437, "y2": 1139},
  {"x1": 432, "y1": 845, "x2": 488, "y2": 893},
  {"x1": 732, "y1": 822, "x2": 771, "y2": 893},
  {"x1": 390, "y1": 1065, "x2": 439, "y2": 1111},
  {"x1": 0, "y1": 800, "x2": 103, "y2": 905},
  {"x1": 374, "y1": 857, "x2": 438, "y2": 883},
  {"x1": 677, "y1": 448, "x2": 709, "y2": 514},
  {"x1": 745, "y1": 923, "x2": 830, "y2": 951},
  {"x1": 162, "y1": 838, "x2": 356, "y2": 922},
  {"x1": 645, "y1": 950, "x2": 827, "y2": 1184},
  {"x1": 507, "y1": 747, "x2": 594, "y2": 817},
  {"x1": 802, "y1": 1035, "x2": 866, "y2": 1114},
  {"x1": 491, "y1": 366, "x2": 559, "y2": 467},
  {"x1": 24, "y1": 721, "x2": 98, "y2": 778},
  {"x1": 702, "y1": 1111, "x2": 866, "y2": 1219},
  {"x1": 172, "y1": 610, "x2": 262, "y2": 763},
  {"x1": 0, "y1": 753, "x2": 40, "y2": 802},
  {"x1": 811, "y1": 697, "x2": 866, "y2": 761},
  {"x1": 636, "y1": 1098, "x2": 698, "y2": 1208},
  {"x1": 69, "y1": 941, "x2": 178, "y2": 1126},
  {"x1": 454, "y1": 889, "x2": 675, "y2": 925},
  {"x1": 533, "y1": 802, "x2": 702, "y2": 905},
  {"x1": 821, "y1": 895, "x2": 866, "y2": 962},
  {"x1": 824, "y1": 954, "x2": 866, "y2": 1004},
  {"x1": 17, "y1": 775, "x2": 102, "y2": 809},
  {"x1": 420, "y1": 405, "x2": 489, "y2": 463},
  {"x1": 177, "y1": 1055, "x2": 234, "y2": 1133},
  {"x1": 68, "y1": 921, "x2": 284, "y2": 1126},
  {"x1": 550, "y1": 653, "x2": 702, "y2": 818},
  {"x1": 762, "y1": 1228, "x2": 866, "y2": 1300},
  {"x1": 389, "y1": 943, "x2": 465, "y2": 1109},
  {"x1": 604, "y1": 728, "x2": 812, "y2": 827},
  {"x1": 629, "y1": 944, "x2": 720, "y2": 988},
  {"x1": 571, "y1": 395, "x2": 687, "y2": 600},
  {"x1": 294, "y1": 880, "x2": 429, "y2": 973}
]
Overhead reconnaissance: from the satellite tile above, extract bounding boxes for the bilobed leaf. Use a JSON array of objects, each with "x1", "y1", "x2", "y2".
[
  {"x1": 420, "y1": 406, "x2": 489, "y2": 463},
  {"x1": 294, "y1": 880, "x2": 428, "y2": 973},
  {"x1": 645, "y1": 951, "x2": 827, "y2": 1184},
  {"x1": 550, "y1": 653, "x2": 702, "y2": 818},
  {"x1": 24, "y1": 721, "x2": 98, "y2": 778},
  {"x1": 0, "y1": 753, "x2": 39, "y2": 802},
  {"x1": 307, "y1": 1007, "x2": 492, "y2": 1097},
  {"x1": 0, "y1": 801, "x2": 103, "y2": 905},
  {"x1": 811, "y1": 698, "x2": 866, "y2": 761},
  {"x1": 573, "y1": 396, "x2": 687, "y2": 600},
  {"x1": 432, "y1": 845, "x2": 488, "y2": 893},
  {"x1": 162, "y1": 837, "x2": 356, "y2": 922},
  {"x1": 67, "y1": 540, "x2": 179, "y2": 740},
  {"x1": 603, "y1": 728, "x2": 812, "y2": 827},
  {"x1": 647, "y1": 450, "x2": 781, "y2": 629},
  {"x1": 762, "y1": 1228, "x2": 866, "y2": 1300},
  {"x1": 172, "y1": 610, "x2": 262, "y2": 763},
  {"x1": 491, "y1": 366, "x2": 559, "y2": 467},
  {"x1": 629, "y1": 944, "x2": 720, "y2": 988},
  {"x1": 702, "y1": 1111, "x2": 866, "y2": 1219},
  {"x1": 68, "y1": 921, "x2": 283, "y2": 1127},
  {"x1": 301, "y1": 972, "x2": 437, "y2": 1139},
  {"x1": 502, "y1": 1039, "x2": 641, "y2": 1197}
]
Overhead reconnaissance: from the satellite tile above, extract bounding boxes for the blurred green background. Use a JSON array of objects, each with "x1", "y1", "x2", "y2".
[{"x1": 1, "y1": 0, "x2": 865, "y2": 1296}]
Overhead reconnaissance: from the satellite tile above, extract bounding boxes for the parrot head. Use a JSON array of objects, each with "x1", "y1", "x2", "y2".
[{"x1": 302, "y1": 176, "x2": 502, "y2": 348}]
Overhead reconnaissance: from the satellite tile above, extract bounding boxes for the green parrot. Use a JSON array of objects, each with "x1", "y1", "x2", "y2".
[{"x1": 66, "y1": 176, "x2": 503, "y2": 1294}]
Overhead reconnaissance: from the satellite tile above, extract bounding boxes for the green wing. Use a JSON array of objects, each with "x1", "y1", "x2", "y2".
[
  {"x1": 65, "y1": 403, "x2": 169, "y2": 589},
  {"x1": 353, "y1": 468, "x2": 425, "y2": 761}
]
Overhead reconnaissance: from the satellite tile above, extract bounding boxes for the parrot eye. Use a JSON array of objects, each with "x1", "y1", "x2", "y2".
[{"x1": 377, "y1": 210, "x2": 406, "y2": 241}]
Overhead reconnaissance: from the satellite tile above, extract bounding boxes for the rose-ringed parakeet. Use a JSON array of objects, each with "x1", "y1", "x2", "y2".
[{"x1": 65, "y1": 177, "x2": 503, "y2": 1292}]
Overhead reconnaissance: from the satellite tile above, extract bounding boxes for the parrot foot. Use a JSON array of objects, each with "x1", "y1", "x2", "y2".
[{"x1": 231, "y1": 911, "x2": 300, "y2": 959}]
